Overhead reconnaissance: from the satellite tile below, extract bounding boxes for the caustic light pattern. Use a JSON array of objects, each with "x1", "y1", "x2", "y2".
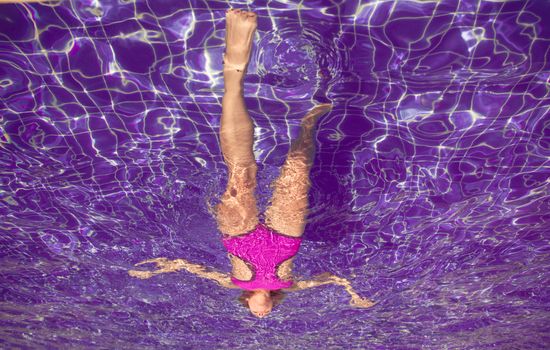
[{"x1": 0, "y1": 0, "x2": 549, "y2": 349}]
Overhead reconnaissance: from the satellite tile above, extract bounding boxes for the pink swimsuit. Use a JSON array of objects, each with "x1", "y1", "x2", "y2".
[{"x1": 222, "y1": 223, "x2": 302, "y2": 290}]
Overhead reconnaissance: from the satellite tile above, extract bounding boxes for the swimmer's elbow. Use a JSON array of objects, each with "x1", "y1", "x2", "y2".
[{"x1": 292, "y1": 280, "x2": 321, "y2": 290}]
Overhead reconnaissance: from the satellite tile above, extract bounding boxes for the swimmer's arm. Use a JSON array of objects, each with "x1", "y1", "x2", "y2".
[
  {"x1": 184, "y1": 265, "x2": 239, "y2": 289},
  {"x1": 289, "y1": 272, "x2": 377, "y2": 308},
  {"x1": 128, "y1": 257, "x2": 239, "y2": 289}
]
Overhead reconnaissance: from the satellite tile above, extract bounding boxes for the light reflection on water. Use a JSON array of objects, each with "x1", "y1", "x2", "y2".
[{"x1": 0, "y1": 0, "x2": 549, "y2": 349}]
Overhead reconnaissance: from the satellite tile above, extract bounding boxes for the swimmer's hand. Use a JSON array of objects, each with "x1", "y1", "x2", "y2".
[{"x1": 350, "y1": 296, "x2": 377, "y2": 308}]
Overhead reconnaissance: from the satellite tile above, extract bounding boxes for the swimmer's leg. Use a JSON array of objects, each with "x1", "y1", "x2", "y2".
[
  {"x1": 215, "y1": 9, "x2": 260, "y2": 236},
  {"x1": 265, "y1": 104, "x2": 332, "y2": 237}
]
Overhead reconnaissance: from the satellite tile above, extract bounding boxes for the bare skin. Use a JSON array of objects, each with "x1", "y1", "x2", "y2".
[
  {"x1": 216, "y1": 8, "x2": 334, "y2": 317},
  {"x1": 128, "y1": 258, "x2": 377, "y2": 315},
  {"x1": 128, "y1": 9, "x2": 376, "y2": 317},
  {"x1": 247, "y1": 289, "x2": 272, "y2": 318},
  {"x1": 7, "y1": 0, "x2": 374, "y2": 317}
]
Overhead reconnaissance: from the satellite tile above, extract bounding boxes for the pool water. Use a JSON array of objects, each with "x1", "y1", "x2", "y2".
[{"x1": 1, "y1": 0, "x2": 549, "y2": 349}]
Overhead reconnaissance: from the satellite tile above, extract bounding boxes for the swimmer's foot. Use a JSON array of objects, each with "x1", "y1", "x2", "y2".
[{"x1": 224, "y1": 8, "x2": 257, "y2": 74}]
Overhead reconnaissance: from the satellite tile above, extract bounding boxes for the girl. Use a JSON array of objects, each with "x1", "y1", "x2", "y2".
[{"x1": 130, "y1": 8, "x2": 375, "y2": 318}]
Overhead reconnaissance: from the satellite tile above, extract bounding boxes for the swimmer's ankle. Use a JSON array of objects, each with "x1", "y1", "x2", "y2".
[{"x1": 223, "y1": 52, "x2": 248, "y2": 74}]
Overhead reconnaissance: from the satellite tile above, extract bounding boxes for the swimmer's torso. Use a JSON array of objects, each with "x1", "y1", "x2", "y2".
[
  {"x1": 228, "y1": 254, "x2": 294, "y2": 282},
  {"x1": 222, "y1": 223, "x2": 302, "y2": 290}
]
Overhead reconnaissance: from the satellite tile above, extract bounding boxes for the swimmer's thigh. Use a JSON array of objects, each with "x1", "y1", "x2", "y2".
[
  {"x1": 215, "y1": 165, "x2": 259, "y2": 236},
  {"x1": 265, "y1": 160, "x2": 310, "y2": 237}
]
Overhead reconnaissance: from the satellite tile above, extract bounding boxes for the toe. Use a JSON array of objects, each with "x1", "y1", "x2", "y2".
[
  {"x1": 246, "y1": 12, "x2": 257, "y2": 21},
  {"x1": 226, "y1": 8, "x2": 234, "y2": 20}
]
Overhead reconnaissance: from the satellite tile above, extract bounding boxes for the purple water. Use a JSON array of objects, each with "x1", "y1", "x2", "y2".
[{"x1": 1, "y1": 0, "x2": 549, "y2": 348}]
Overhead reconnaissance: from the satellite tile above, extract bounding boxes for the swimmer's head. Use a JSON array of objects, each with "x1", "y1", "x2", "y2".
[{"x1": 238, "y1": 289, "x2": 286, "y2": 318}]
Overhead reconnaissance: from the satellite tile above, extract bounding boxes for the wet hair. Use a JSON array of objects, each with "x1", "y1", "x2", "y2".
[{"x1": 237, "y1": 290, "x2": 286, "y2": 310}]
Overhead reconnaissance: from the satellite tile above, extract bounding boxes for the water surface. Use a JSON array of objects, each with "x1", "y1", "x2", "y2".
[{"x1": 0, "y1": 0, "x2": 549, "y2": 349}]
